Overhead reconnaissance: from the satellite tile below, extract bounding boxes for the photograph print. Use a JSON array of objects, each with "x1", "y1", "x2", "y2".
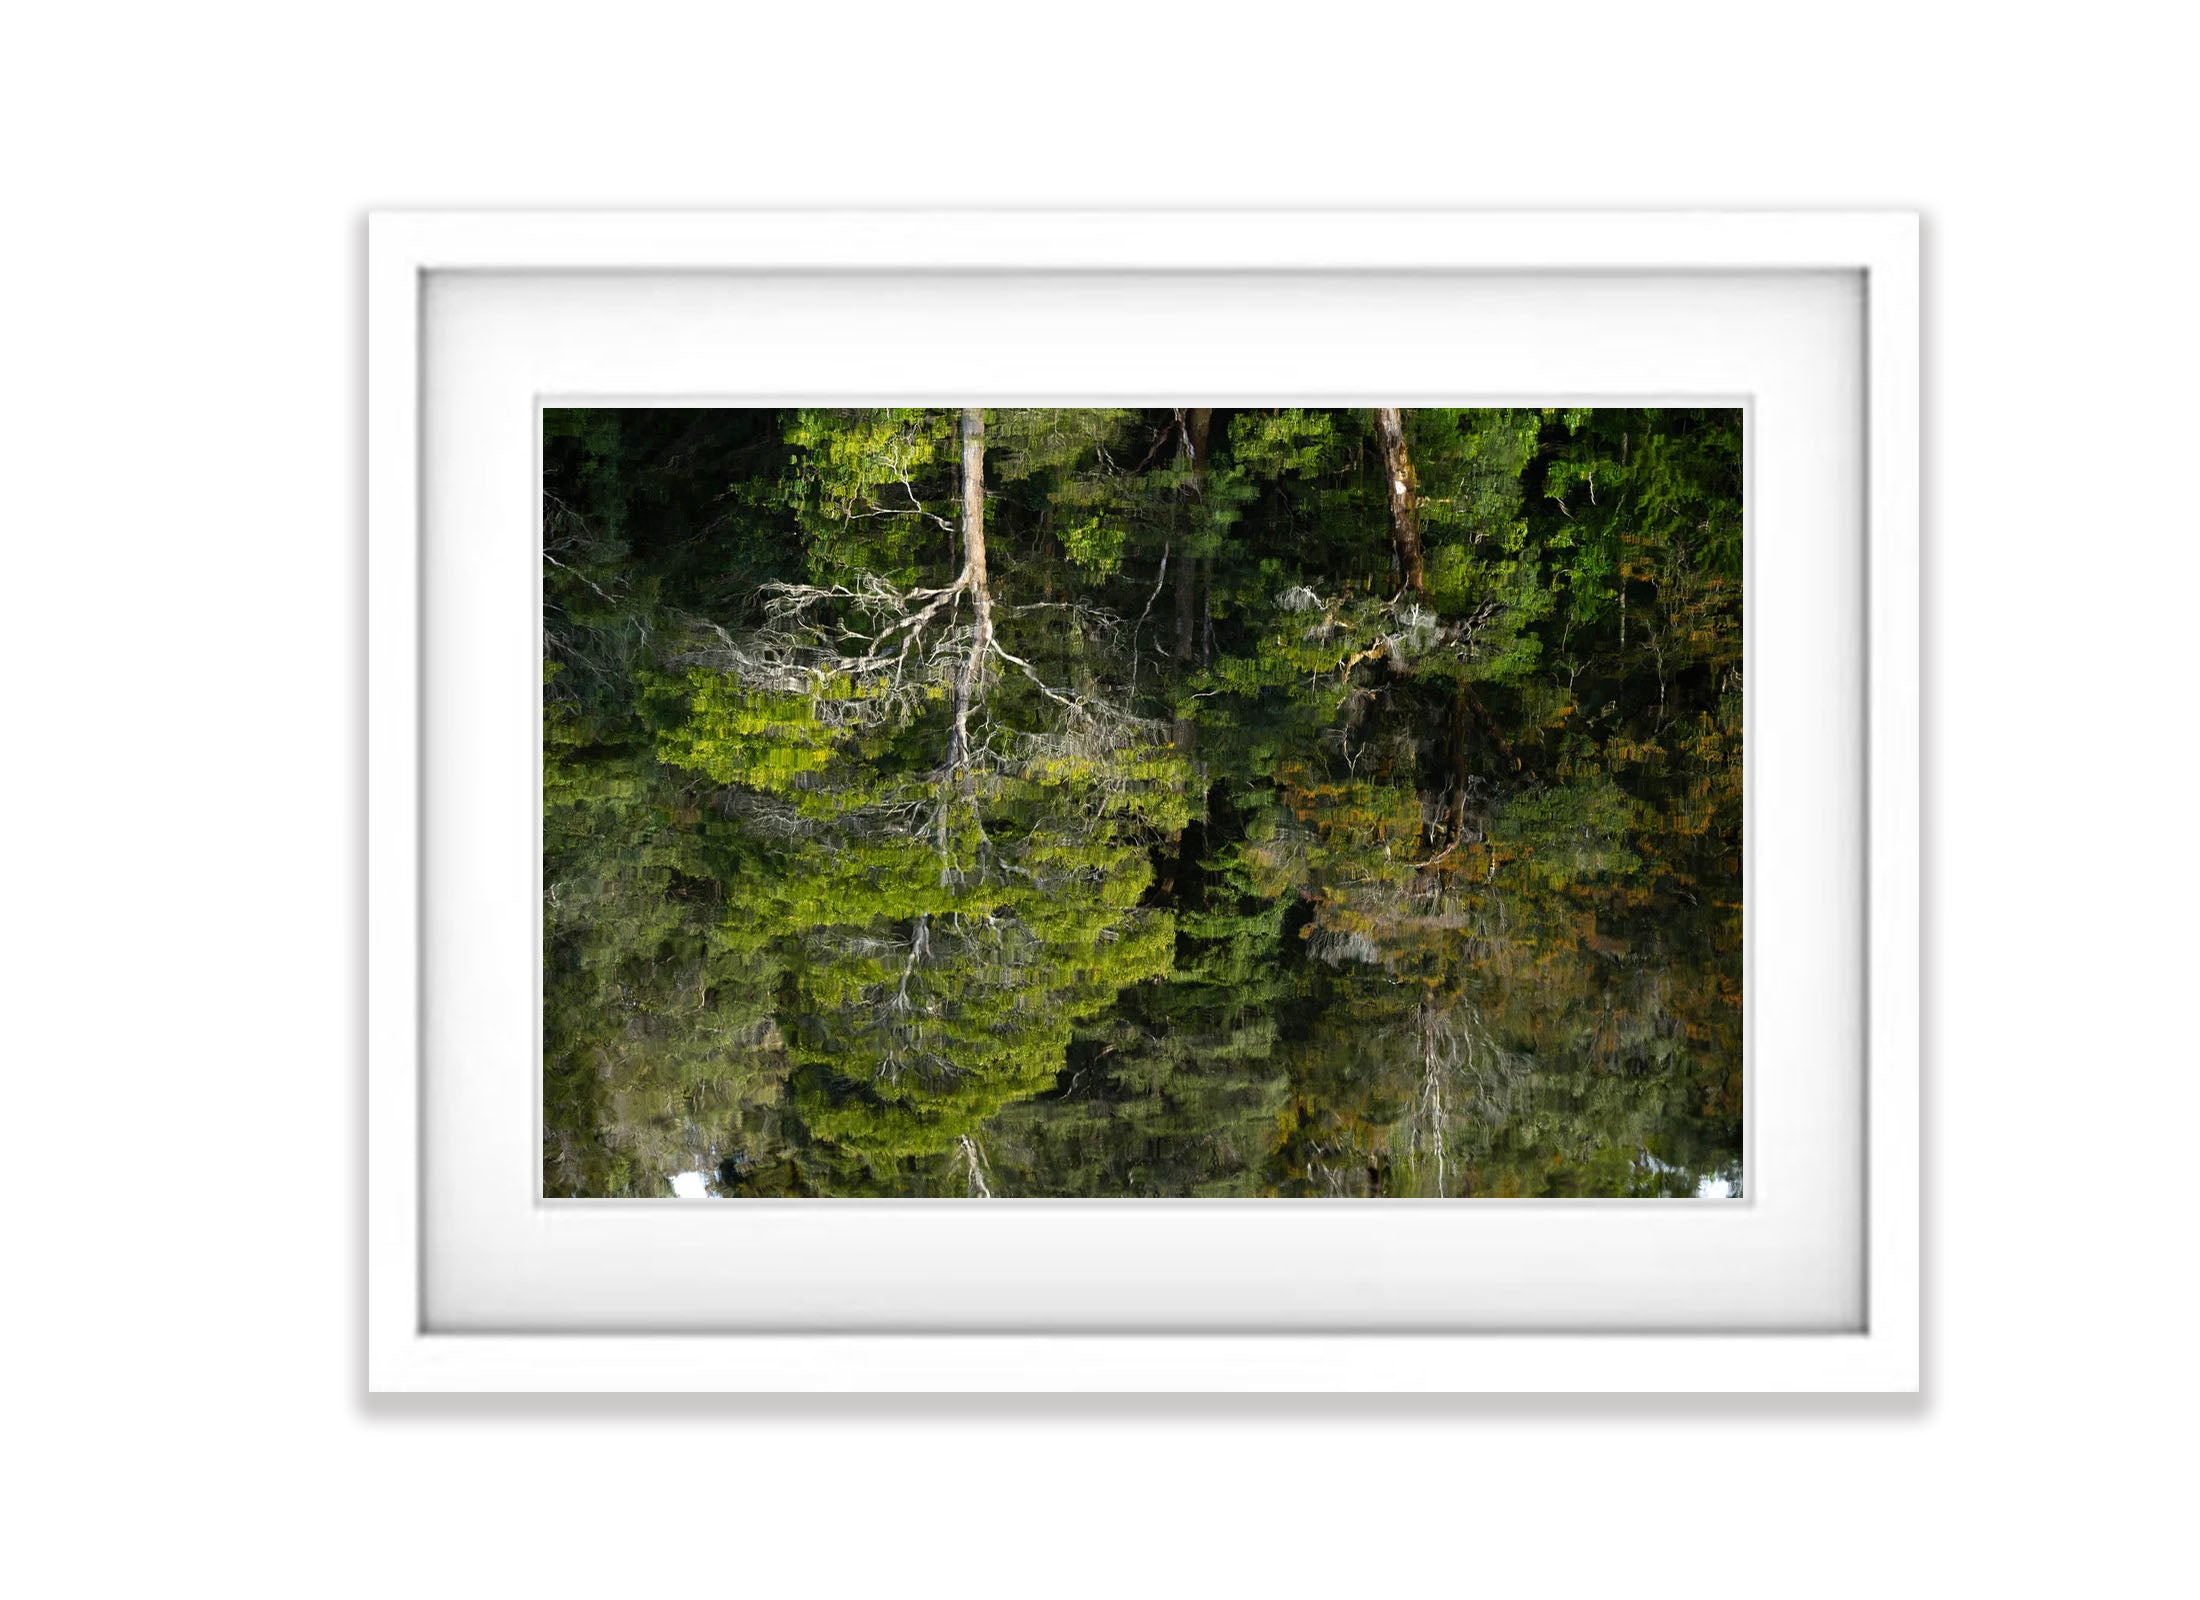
[{"x1": 543, "y1": 406, "x2": 1743, "y2": 1199}]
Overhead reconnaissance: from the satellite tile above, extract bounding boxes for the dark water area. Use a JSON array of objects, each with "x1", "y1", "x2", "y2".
[{"x1": 544, "y1": 406, "x2": 1743, "y2": 1198}]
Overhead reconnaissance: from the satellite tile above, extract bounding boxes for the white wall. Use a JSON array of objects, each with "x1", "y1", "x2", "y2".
[{"x1": 4, "y1": 3, "x2": 2190, "y2": 1594}]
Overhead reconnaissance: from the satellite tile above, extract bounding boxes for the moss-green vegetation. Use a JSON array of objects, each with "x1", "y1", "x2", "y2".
[{"x1": 544, "y1": 406, "x2": 1743, "y2": 1198}]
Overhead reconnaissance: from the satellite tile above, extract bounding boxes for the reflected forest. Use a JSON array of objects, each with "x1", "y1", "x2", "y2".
[{"x1": 545, "y1": 407, "x2": 1742, "y2": 1199}]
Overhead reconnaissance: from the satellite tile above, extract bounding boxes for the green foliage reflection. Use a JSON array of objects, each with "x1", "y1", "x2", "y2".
[{"x1": 544, "y1": 407, "x2": 1743, "y2": 1198}]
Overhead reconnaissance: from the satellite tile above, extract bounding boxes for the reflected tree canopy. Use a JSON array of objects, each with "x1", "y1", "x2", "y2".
[{"x1": 544, "y1": 406, "x2": 1743, "y2": 1198}]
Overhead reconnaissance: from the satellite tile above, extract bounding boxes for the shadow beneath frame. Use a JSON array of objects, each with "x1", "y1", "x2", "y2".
[
  {"x1": 357, "y1": 1387, "x2": 1926, "y2": 1424},
  {"x1": 348, "y1": 211, "x2": 1937, "y2": 1424}
]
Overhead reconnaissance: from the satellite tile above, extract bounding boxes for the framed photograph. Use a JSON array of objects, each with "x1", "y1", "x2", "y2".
[{"x1": 368, "y1": 211, "x2": 1917, "y2": 1391}]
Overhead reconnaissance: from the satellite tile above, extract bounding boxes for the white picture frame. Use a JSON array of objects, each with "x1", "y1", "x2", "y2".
[{"x1": 368, "y1": 210, "x2": 1918, "y2": 1392}]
